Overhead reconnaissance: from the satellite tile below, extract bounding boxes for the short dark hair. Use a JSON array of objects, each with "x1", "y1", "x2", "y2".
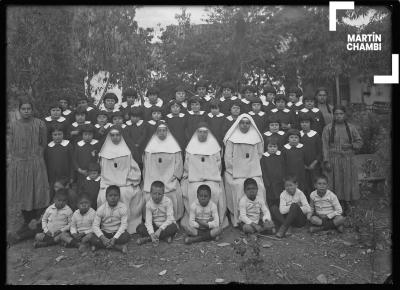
[
  {"x1": 54, "y1": 188, "x2": 69, "y2": 200},
  {"x1": 18, "y1": 97, "x2": 34, "y2": 110},
  {"x1": 284, "y1": 175, "x2": 297, "y2": 184},
  {"x1": 78, "y1": 193, "x2": 92, "y2": 204},
  {"x1": 129, "y1": 107, "x2": 143, "y2": 118},
  {"x1": 197, "y1": 184, "x2": 211, "y2": 196},
  {"x1": 74, "y1": 106, "x2": 87, "y2": 116},
  {"x1": 106, "y1": 185, "x2": 120, "y2": 196},
  {"x1": 87, "y1": 162, "x2": 100, "y2": 172},
  {"x1": 151, "y1": 181, "x2": 165, "y2": 191},
  {"x1": 244, "y1": 178, "x2": 258, "y2": 189},
  {"x1": 267, "y1": 136, "x2": 279, "y2": 146},
  {"x1": 315, "y1": 174, "x2": 328, "y2": 183},
  {"x1": 48, "y1": 102, "x2": 62, "y2": 111},
  {"x1": 50, "y1": 124, "x2": 64, "y2": 134}
]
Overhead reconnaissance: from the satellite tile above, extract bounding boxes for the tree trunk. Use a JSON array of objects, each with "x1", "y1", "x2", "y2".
[{"x1": 335, "y1": 74, "x2": 340, "y2": 106}]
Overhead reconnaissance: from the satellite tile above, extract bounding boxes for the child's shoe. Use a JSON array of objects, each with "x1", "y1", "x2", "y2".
[
  {"x1": 136, "y1": 237, "x2": 151, "y2": 245},
  {"x1": 166, "y1": 236, "x2": 173, "y2": 244},
  {"x1": 78, "y1": 243, "x2": 87, "y2": 253},
  {"x1": 91, "y1": 245, "x2": 96, "y2": 252},
  {"x1": 336, "y1": 225, "x2": 344, "y2": 233},
  {"x1": 214, "y1": 235, "x2": 221, "y2": 242},
  {"x1": 285, "y1": 226, "x2": 293, "y2": 236},
  {"x1": 276, "y1": 225, "x2": 288, "y2": 238}
]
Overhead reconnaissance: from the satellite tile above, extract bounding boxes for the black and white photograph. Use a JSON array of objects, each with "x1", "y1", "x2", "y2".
[{"x1": 5, "y1": 3, "x2": 396, "y2": 284}]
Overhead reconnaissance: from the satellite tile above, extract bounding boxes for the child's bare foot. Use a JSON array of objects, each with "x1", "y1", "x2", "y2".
[
  {"x1": 136, "y1": 237, "x2": 151, "y2": 245},
  {"x1": 336, "y1": 225, "x2": 344, "y2": 233},
  {"x1": 285, "y1": 227, "x2": 293, "y2": 236},
  {"x1": 91, "y1": 245, "x2": 96, "y2": 252},
  {"x1": 166, "y1": 236, "x2": 173, "y2": 243}
]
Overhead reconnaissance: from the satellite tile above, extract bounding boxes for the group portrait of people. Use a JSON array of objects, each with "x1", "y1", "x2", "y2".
[{"x1": 7, "y1": 79, "x2": 363, "y2": 253}]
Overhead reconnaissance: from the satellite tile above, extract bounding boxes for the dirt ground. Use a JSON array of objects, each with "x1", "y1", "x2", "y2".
[{"x1": 6, "y1": 188, "x2": 392, "y2": 285}]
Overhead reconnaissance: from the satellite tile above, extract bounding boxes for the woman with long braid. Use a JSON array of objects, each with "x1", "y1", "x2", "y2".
[{"x1": 321, "y1": 105, "x2": 362, "y2": 215}]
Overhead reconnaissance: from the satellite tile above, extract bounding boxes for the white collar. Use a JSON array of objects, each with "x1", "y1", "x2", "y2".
[
  {"x1": 263, "y1": 150, "x2": 281, "y2": 157},
  {"x1": 203, "y1": 95, "x2": 213, "y2": 102},
  {"x1": 87, "y1": 107, "x2": 94, "y2": 111},
  {"x1": 264, "y1": 130, "x2": 284, "y2": 136},
  {"x1": 271, "y1": 108, "x2": 278, "y2": 113},
  {"x1": 77, "y1": 139, "x2": 99, "y2": 147},
  {"x1": 300, "y1": 130, "x2": 317, "y2": 137},
  {"x1": 283, "y1": 108, "x2": 290, "y2": 113},
  {"x1": 248, "y1": 111, "x2": 265, "y2": 116},
  {"x1": 226, "y1": 115, "x2": 234, "y2": 121},
  {"x1": 187, "y1": 110, "x2": 205, "y2": 115},
  {"x1": 95, "y1": 123, "x2": 112, "y2": 129},
  {"x1": 221, "y1": 95, "x2": 238, "y2": 101},
  {"x1": 148, "y1": 120, "x2": 156, "y2": 125},
  {"x1": 63, "y1": 109, "x2": 72, "y2": 115},
  {"x1": 86, "y1": 176, "x2": 101, "y2": 182},
  {"x1": 166, "y1": 113, "x2": 185, "y2": 118},
  {"x1": 207, "y1": 112, "x2": 224, "y2": 118},
  {"x1": 120, "y1": 124, "x2": 127, "y2": 129},
  {"x1": 144, "y1": 98, "x2": 163, "y2": 108},
  {"x1": 311, "y1": 107, "x2": 320, "y2": 113},
  {"x1": 126, "y1": 119, "x2": 144, "y2": 126},
  {"x1": 284, "y1": 143, "x2": 303, "y2": 149},
  {"x1": 45, "y1": 116, "x2": 66, "y2": 122},
  {"x1": 48, "y1": 140, "x2": 69, "y2": 147},
  {"x1": 300, "y1": 108, "x2": 309, "y2": 113},
  {"x1": 241, "y1": 98, "x2": 250, "y2": 104},
  {"x1": 121, "y1": 102, "x2": 128, "y2": 108},
  {"x1": 288, "y1": 101, "x2": 302, "y2": 107}
]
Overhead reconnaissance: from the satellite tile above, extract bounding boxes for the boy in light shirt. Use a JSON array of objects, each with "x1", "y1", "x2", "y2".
[
  {"x1": 136, "y1": 181, "x2": 179, "y2": 246},
  {"x1": 308, "y1": 175, "x2": 345, "y2": 233},
  {"x1": 238, "y1": 178, "x2": 275, "y2": 236},
  {"x1": 184, "y1": 185, "x2": 222, "y2": 244},
  {"x1": 90, "y1": 185, "x2": 130, "y2": 253}
]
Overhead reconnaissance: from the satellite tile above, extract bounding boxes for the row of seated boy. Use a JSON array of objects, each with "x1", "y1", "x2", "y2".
[{"x1": 27, "y1": 174, "x2": 344, "y2": 253}]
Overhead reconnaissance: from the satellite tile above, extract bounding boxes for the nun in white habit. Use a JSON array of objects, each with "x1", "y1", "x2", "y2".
[
  {"x1": 97, "y1": 125, "x2": 143, "y2": 234},
  {"x1": 142, "y1": 121, "x2": 184, "y2": 221},
  {"x1": 180, "y1": 122, "x2": 229, "y2": 235},
  {"x1": 223, "y1": 113, "x2": 266, "y2": 227}
]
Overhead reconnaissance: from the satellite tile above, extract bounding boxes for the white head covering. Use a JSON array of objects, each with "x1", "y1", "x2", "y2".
[
  {"x1": 145, "y1": 123, "x2": 181, "y2": 153},
  {"x1": 186, "y1": 126, "x2": 221, "y2": 156},
  {"x1": 99, "y1": 127, "x2": 131, "y2": 159},
  {"x1": 223, "y1": 113, "x2": 263, "y2": 145}
]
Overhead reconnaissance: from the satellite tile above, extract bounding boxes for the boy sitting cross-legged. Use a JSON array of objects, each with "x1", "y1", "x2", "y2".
[
  {"x1": 90, "y1": 185, "x2": 130, "y2": 253},
  {"x1": 136, "y1": 181, "x2": 179, "y2": 246},
  {"x1": 238, "y1": 178, "x2": 276, "y2": 237},
  {"x1": 184, "y1": 185, "x2": 222, "y2": 244},
  {"x1": 33, "y1": 189, "x2": 73, "y2": 248},
  {"x1": 308, "y1": 175, "x2": 345, "y2": 233}
]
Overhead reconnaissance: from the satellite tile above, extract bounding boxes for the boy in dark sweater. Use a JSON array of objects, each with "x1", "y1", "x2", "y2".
[
  {"x1": 299, "y1": 113, "x2": 322, "y2": 198},
  {"x1": 143, "y1": 87, "x2": 164, "y2": 121},
  {"x1": 218, "y1": 81, "x2": 239, "y2": 115},
  {"x1": 269, "y1": 93, "x2": 297, "y2": 132},
  {"x1": 124, "y1": 107, "x2": 147, "y2": 168},
  {"x1": 165, "y1": 100, "x2": 187, "y2": 150},
  {"x1": 75, "y1": 94, "x2": 97, "y2": 124},
  {"x1": 73, "y1": 124, "x2": 99, "y2": 189},
  {"x1": 43, "y1": 102, "x2": 68, "y2": 143},
  {"x1": 93, "y1": 110, "x2": 112, "y2": 143},
  {"x1": 298, "y1": 95, "x2": 325, "y2": 136},
  {"x1": 260, "y1": 137, "x2": 285, "y2": 207},
  {"x1": 239, "y1": 85, "x2": 255, "y2": 113},
  {"x1": 206, "y1": 98, "x2": 225, "y2": 146},
  {"x1": 79, "y1": 162, "x2": 101, "y2": 210},
  {"x1": 67, "y1": 107, "x2": 91, "y2": 145},
  {"x1": 185, "y1": 96, "x2": 206, "y2": 141},
  {"x1": 248, "y1": 96, "x2": 267, "y2": 133}
]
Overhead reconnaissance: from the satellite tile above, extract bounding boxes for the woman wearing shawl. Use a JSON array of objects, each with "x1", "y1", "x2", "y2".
[
  {"x1": 97, "y1": 125, "x2": 143, "y2": 234},
  {"x1": 223, "y1": 113, "x2": 266, "y2": 227},
  {"x1": 180, "y1": 122, "x2": 229, "y2": 234},
  {"x1": 142, "y1": 121, "x2": 184, "y2": 221}
]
